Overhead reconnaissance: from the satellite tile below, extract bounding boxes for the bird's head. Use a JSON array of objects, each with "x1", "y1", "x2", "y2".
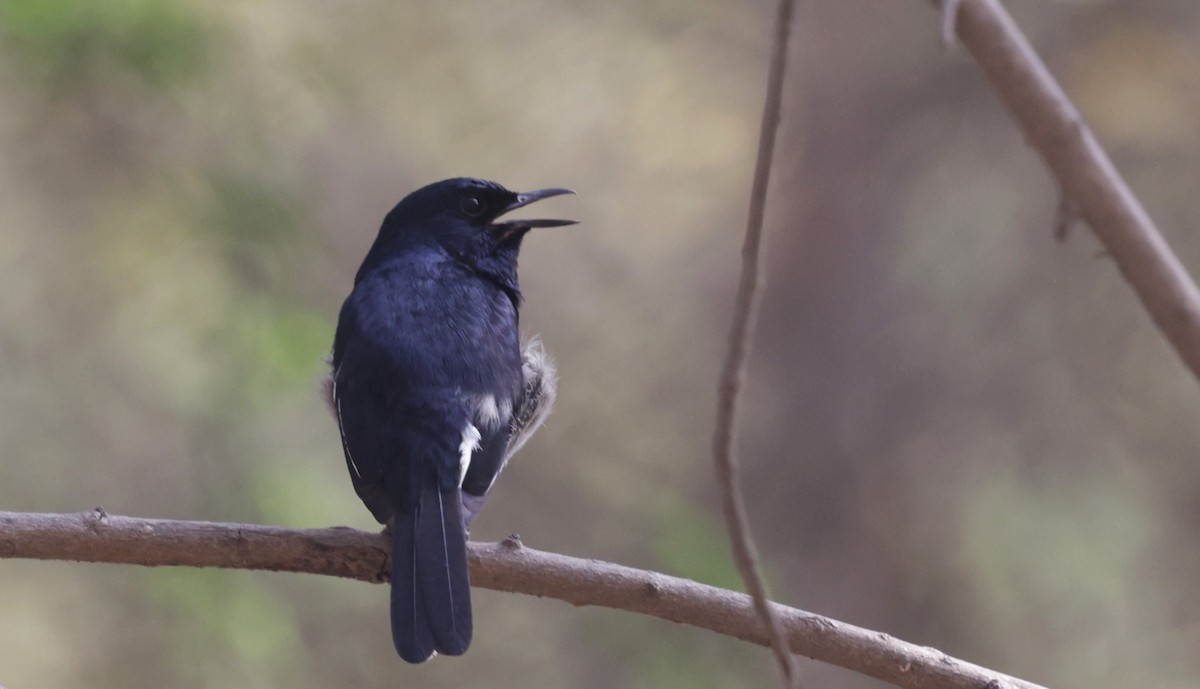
[
  {"x1": 381, "y1": 178, "x2": 576, "y2": 256},
  {"x1": 358, "y1": 178, "x2": 576, "y2": 292}
]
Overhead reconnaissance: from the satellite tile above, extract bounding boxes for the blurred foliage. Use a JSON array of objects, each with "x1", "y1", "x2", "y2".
[
  {"x1": 654, "y1": 503, "x2": 746, "y2": 593},
  {"x1": 0, "y1": 0, "x2": 207, "y2": 87},
  {"x1": 2, "y1": 0, "x2": 1200, "y2": 688}
]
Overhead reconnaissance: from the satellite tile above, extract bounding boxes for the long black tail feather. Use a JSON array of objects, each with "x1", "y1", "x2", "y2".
[
  {"x1": 390, "y1": 473, "x2": 472, "y2": 662},
  {"x1": 390, "y1": 506, "x2": 434, "y2": 662}
]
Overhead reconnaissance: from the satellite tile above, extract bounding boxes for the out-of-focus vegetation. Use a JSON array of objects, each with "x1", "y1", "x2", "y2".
[{"x1": 1, "y1": 0, "x2": 1198, "y2": 687}]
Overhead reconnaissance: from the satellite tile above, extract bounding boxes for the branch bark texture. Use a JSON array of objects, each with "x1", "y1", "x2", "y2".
[
  {"x1": 1, "y1": 510, "x2": 1047, "y2": 689},
  {"x1": 941, "y1": 0, "x2": 1200, "y2": 382},
  {"x1": 713, "y1": 0, "x2": 798, "y2": 686}
]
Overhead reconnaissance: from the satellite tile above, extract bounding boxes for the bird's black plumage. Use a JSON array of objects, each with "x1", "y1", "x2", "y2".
[{"x1": 325, "y1": 178, "x2": 570, "y2": 662}]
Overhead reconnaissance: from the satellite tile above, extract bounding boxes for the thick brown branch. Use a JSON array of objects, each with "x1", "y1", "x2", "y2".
[
  {"x1": 1, "y1": 510, "x2": 1047, "y2": 689},
  {"x1": 713, "y1": 0, "x2": 798, "y2": 686},
  {"x1": 938, "y1": 0, "x2": 1200, "y2": 382}
]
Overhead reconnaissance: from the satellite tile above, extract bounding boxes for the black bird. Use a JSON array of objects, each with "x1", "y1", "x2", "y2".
[{"x1": 322, "y1": 178, "x2": 571, "y2": 662}]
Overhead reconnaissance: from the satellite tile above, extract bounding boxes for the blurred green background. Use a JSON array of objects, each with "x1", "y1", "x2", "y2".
[{"x1": 2, "y1": 0, "x2": 1199, "y2": 687}]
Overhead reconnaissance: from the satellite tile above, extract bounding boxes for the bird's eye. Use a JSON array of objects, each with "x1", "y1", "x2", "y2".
[{"x1": 460, "y1": 195, "x2": 486, "y2": 217}]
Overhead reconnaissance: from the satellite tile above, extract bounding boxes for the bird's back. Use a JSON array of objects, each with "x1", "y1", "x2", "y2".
[{"x1": 333, "y1": 249, "x2": 523, "y2": 515}]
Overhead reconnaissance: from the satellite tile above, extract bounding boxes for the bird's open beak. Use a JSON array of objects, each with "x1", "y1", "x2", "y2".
[{"x1": 492, "y1": 188, "x2": 578, "y2": 231}]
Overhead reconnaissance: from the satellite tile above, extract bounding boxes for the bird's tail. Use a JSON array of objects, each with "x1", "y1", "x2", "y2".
[{"x1": 390, "y1": 473, "x2": 473, "y2": 662}]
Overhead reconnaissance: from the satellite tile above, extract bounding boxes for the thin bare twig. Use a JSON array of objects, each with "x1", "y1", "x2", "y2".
[
  {"x1": 934, "y1": 0, "x2": 1200, "y2": 382},
  {"x1": 940, "y1": 0, "x2": 963, "y2": 48},
  {"x1": 713, "y1": 0, "x2": 799, "y2": 687},
  {"x1": 1053, "y1": 189, "x2": 1081, "y2": 243},
  {"x1": 1, "y1": 510, "x2": 1048, "y2": 689}
]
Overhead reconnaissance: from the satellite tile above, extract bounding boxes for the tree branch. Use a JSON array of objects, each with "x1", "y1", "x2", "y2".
[
  {"x1": 937, "y1": 0, "x2": 1200, "y2": 383},
  {"x1": 713, "y1": 0, "x2": 798, "y2": 686},
  {"x1": 1, "y1": 509, "x2": 1047, "y2": 689}
]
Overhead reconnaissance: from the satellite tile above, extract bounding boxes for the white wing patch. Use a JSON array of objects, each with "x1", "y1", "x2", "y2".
[
  {"x1": 458, "y1": 423, "x2": 482, "y2": 487},
  {"x1": 469, "y1": 393, "x2": 512, "y2": 431},
  {"x1": 475, "y1": 395, "x2": 500, "y2": 429}
]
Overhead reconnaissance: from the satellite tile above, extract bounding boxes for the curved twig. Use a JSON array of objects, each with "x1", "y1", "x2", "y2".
[
  {"x1": 937, "y1": 0, "x2": 1200, "y2": 383},
  {"x1": 1, "y1": 510, "x2": 1046, "y2": 689},
  {"x1": 713, "y1": 0, "x2": 798, "y2": 686}
]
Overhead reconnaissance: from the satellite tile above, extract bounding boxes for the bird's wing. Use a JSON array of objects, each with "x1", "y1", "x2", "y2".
[
  {"x1": 458, "y1": 403, "x2": 513, "y2": 528},
  {"x1": 460, "y1": 338, "x2": 557, "y2": 528},
  {"x1": 327, "y1": 304, "x2": 392, "y2": 522},
  {"x1": 330, "y1": 372, "x2": 398, "y2": 524}
]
